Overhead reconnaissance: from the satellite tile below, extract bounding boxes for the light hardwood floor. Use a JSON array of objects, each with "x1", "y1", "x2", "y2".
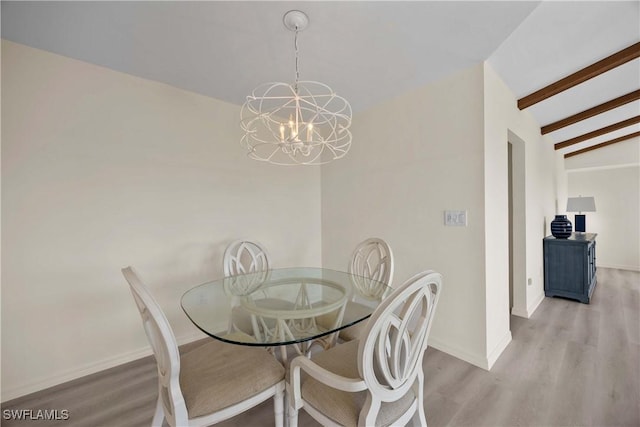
[{"x1": 2, "y1": 268, "x2": 638, "y2": 427}]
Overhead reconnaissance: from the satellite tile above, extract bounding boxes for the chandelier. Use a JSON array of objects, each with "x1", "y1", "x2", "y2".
[{"x1": 240, "y1": 10, "x2": 352, "y2": 165}]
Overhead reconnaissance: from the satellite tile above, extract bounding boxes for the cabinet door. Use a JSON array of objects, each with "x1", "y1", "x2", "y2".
[{"x1": 546, "y1": 243, "x2": 585, "y2": 294}]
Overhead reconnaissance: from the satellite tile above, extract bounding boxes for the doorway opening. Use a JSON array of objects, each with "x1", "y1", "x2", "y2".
[{"x1": 508, "y1": 131, "x2": 527, "y2": 318}]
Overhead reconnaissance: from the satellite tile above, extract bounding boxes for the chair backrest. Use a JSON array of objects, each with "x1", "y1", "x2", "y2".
[
  {"x1": 121, "y1": 266, "x2": 187, "y2": 426},
  {"x1": 223, "y1": 240, "x2": 271, "y2": 277},
  {"x1": 357, "y1": 270, "x2": 442, "y2": 403},
  {"x1": 349, "y1": 238, "x2": 394, "y2": 298}
]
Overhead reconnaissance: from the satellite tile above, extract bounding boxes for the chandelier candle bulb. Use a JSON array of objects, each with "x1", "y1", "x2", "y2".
[{"x1": 307, "y1": 123, "x2": 313, "y2": 141}]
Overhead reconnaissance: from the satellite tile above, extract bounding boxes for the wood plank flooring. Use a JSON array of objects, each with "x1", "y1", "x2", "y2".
[{"x1": 2, "y1": 267, "x2": 638, "y2": 426}]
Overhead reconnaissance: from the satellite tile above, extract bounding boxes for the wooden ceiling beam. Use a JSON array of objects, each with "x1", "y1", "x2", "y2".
[
  {"x1": 518, "y1": 42, "x2": 640, "y2": 110},
  {"x1": 564, "y1": 131, "x2": 640, "y2": 158},
  {"x1": 542, "y1": 90, "x2": 640, "y2": 134},
  {"x1": 554, "y1": 115, "x2": 640, "y2": 150}
]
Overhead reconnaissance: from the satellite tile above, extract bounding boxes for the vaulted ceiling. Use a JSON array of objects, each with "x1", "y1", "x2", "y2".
[
  {"x1": 488, "y1": 1, "x2": 640, "y2": 160},
  {"x1": 2, "y1": 1, "x2": 639, "y2": 159}
]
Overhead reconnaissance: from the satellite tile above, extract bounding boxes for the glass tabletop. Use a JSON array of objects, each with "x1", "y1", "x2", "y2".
[{"x1": 181, "y1": 267, "x2": 391, "y2": 347}]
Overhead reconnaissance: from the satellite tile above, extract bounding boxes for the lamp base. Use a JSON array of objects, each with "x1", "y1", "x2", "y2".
[{"x1": 574, "y1": 214, "x2": 586, "y2": 232}]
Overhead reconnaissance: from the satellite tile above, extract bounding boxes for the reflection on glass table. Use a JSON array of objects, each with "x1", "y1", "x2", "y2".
[{"x1": 181, "y1": 267, "x2": 392, "y2": 363}]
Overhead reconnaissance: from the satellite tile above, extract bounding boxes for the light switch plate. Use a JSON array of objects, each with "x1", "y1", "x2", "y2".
[{"x1": 445, "y1": 210, "x2": 467, "y2": 226}]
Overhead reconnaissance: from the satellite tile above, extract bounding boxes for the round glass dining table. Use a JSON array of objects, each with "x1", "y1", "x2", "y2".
[{"x1": 181, "y1": 267, "x2": 391, "y2": 357}]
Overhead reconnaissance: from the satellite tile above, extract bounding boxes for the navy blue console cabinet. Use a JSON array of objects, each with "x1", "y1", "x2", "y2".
[{"x1": 543, "y1": 233, "x2": 597, "y2": 304}]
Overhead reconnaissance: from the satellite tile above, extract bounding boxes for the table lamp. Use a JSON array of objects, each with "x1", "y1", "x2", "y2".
[{"x1": 566, "y1": 196, "x2": 596, "y2": 233}]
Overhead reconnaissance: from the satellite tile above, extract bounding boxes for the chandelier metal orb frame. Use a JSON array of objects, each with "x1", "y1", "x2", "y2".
[{"x1": 240, "y1": 10, "x2": 352, "y2": 165}]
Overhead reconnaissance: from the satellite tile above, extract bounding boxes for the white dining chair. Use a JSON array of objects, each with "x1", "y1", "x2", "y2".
[
  {"x1": 222, "y1": 240, "x2": 274, "y2": 335},
  {"x1": 339, "y1": 237, "x2": 395, "y2": 342},
  {"x1": 121, "y1": 266, "x2": 285, "y2": 427},
  {"x1": 223, "y1": 239, "x2": 301, "y2": 345},
  {"x1": 223, "y1": 240, "x2": 271, "y2": 276},
  {"x1": 288, "y1": 270, "x2": 442, "y2": 427}
]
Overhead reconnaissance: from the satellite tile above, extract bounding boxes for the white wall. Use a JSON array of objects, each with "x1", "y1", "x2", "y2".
[
  {"x1": 565, "y1": 137, "x2": 640, "y2": 171},
  {"x1": 484, "y1": 63, "x2": 559, "y2": 322},
  {"x1": 321, "y1": 65, "x2": 491, "y2": 368},
  {"x1": 560, "y1": 136, "x2": 640, "y2": 271},
  {"x1": 321, "y1": 63, "x2": 558, "y2": 370},
  {"x1": 1, "y1": 41, "x2": 322, "y2": 400},
  {"x1": 566, "y1": 165, "x2": 640, "y2": 271}
]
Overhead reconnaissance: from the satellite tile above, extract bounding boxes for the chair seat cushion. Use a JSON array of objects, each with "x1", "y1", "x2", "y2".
[
  {"x1": 338, "y1": 301, "x2": 373, "y2": 341},
  {"x1": 180, "y1": 340, "x2": 284, "y2": 418},
  {"x1": 301, "y1": 340, "x2": 415, "y2": 427},
  {"x1": 338, "y1": 321, "x2": 366, "y2": 342}
]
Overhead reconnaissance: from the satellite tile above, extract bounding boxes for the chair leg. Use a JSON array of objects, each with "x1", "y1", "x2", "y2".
[
  {"x1": 414, "y1": 372, "x2": 427, "y2": 427},
  {"x1": 287, "y1": 403, "x2": 298, "y2": 427},
  {"x1": 284, "y1": 394, "x2": 289, "y2": 425},
  {"x1": 151, "y1": 397, "x2": 164, "y2": 427},
  {"x1": 274, "y1": 385, "x2": 285, "y2": 427}
]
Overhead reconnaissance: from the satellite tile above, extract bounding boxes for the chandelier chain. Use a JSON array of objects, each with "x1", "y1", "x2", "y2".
[{"x1": 294, "y1": 27, "x2": 300, "y2": 93}]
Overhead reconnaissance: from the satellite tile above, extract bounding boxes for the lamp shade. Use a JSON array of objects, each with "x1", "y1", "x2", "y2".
[{"x1": 566, "y1": 196, "x2": 596, "y2": 213}]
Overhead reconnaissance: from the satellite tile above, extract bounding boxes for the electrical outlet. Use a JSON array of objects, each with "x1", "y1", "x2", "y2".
[
  {"x1": 527, "y1": 278, "x2": 532, "y2": 286},
  {"x1": 444, "y1": 210, "x2": 467, "y2": 226}
]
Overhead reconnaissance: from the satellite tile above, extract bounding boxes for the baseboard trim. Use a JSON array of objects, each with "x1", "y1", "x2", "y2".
[
  {"x1": 511, "y1": 306, "x2": 528, "y2": 318},
  {"x1": 526, "y1": 291, "x2": 545, "y2": 317},
  {"x1": 430, "y1": 329, "x2": 512, "y2": 372},
  {"x1": 512, "y1": 290, "x2": 544, "y2": 319},
  {"x1": 1, "y1": 330, "x2": 206, "y2": 403},
  {"x1": 1, "y1": 348, "x2": 152, "y2": 403},
  {"x1": 486, "y1": 330, "x2": 512, "y2": 370},
  {"x1": 428, "y1": 337, "x2": 489, "y2": 370},
  {"x1": 597, "y1": 264, "x2": 640, "y2": 272}
]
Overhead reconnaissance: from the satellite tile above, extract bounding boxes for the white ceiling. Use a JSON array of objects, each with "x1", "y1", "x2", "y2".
[
  {"x1": 2, "y1": 1, "x2": 639, "y2": 157},
  {"x1": 489, "y1": 1, "x2": 640, "y2": 157}
]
